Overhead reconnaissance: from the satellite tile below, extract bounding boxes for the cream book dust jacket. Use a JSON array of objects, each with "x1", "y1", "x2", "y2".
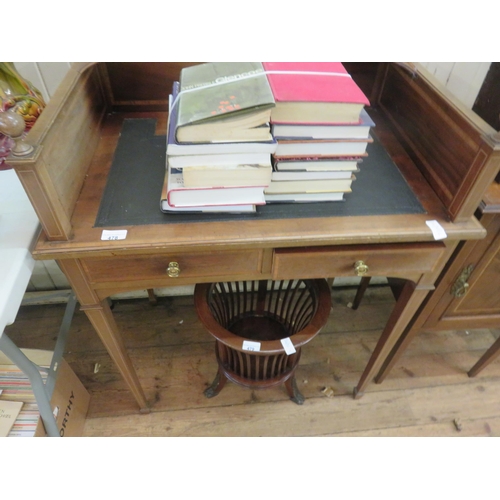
[
  {"x1": 177, "y1": 62, "x2": 275, "y2": 127},
  {"x1": 0, "y1": 400, "x2": 23, "y2": 437}
]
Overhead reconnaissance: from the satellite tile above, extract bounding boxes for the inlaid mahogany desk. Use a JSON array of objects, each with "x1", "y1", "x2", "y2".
[{"x1": 9, "y1": 63, "x2": 500, "y2": 412}]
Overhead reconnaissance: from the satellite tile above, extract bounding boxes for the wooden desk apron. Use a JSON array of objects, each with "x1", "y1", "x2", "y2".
[{"x1": 74, "y1": 242, "x2": 445, "y2": 297}]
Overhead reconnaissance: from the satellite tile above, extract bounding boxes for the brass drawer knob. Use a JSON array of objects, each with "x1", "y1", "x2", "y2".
[
  {"x1": 167, "y1": 262, "x2": 180, "y2": 278},
  {"x1": 354, "y1": 260, "x2": 369, "y2": 277},
  {"x1": 451, "y1": 264, "x2": 474, "y2": 297}
]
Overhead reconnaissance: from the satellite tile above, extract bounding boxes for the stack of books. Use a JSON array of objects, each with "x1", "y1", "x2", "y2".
[
  {"x1": 0, "y1": 365, "x2": 46, "y2": 437},
  {"x1": 262, "y1": 62, "x2": 373, "y2": 203},
  {"x1": 161, "y1": 62, "x2": 277, "y2": 213}
]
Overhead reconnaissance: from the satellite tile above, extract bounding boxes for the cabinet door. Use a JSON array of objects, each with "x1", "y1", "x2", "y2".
[{"x1": 424, "y1": 212, "x2": 500, "y2": 330}]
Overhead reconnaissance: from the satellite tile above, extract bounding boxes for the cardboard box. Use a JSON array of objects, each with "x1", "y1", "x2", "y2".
[{"x1": 0, "y1": 349, "x2": 90, "y2": 437}]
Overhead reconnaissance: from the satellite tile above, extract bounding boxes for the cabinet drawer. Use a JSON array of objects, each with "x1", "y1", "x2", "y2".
[
  {"x1": 84, "y1": 250, "x2": 264, "y2": 284},
  {"x1": 272, "y1": 243, "x2": 445, "y2": 280}
]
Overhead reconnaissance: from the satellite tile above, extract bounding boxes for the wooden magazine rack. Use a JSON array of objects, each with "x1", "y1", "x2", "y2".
[{"x1": 8, "y1": 62, "x2": 500, "y2": 411}]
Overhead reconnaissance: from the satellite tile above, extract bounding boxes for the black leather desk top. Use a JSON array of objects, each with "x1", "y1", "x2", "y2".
[{"x1": 95, "y1": 118, "x2": 424, "y2": 228}]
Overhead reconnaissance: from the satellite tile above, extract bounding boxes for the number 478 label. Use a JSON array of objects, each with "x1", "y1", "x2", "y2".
[
  {"x1": 242, "y1": 340, "x2": 261, "y2": 352},
  {"x1": 101, "y1": 230, "x2": 128, "y2": 241}
]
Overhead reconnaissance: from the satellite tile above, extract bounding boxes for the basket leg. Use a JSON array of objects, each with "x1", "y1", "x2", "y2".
[
  {"x1": 285, "y1": 375, "x2": 305, "y2": 405},
  {"x1": 204, "y1": 367, "x2": 228, "y2": 398}
]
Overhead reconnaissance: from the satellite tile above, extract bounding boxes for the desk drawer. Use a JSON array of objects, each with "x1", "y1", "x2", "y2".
[
  {"x1": 272, "y1": 243, "x2": 445, "y2": 280},
  {"x1": 83, "y1": 250, "x2": 264, "y2": 284}
]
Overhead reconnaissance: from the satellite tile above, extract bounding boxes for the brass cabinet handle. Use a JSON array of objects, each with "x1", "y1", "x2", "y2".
[
  {"x1": 167, "y1": 261, "x2": 181, "y2": 278},
  {"x1": 451, "y1": 264, "x2": 474, "y2": 297},
  {"x1": 354, "y1": 260, "x2": 369, "y2": 277}
]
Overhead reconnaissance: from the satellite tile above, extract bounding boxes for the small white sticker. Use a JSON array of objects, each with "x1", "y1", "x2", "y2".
[
  {"x1": 101, "y1": 229, "x2": 128, "y2": 241},
  {"x1": 280, "y1": 337, "x2": 297, "y2": 354},
  {"x1": 426, "y1": 220, "x2": 447, "y2": 240},
  {"x1": 242, "y1": 340, "x2": 261, "y2": 352}
]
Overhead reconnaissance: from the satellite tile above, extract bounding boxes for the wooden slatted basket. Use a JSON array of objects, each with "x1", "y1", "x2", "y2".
[{"x1": 194, "y1": 279, "x2": 331, "y2": 404}]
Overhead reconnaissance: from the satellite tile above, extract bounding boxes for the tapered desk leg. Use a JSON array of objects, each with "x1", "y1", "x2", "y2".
[
  {"x1": 80, "y1": 301, "x2": 149, "y2": 412},
  {"x1": 352, "y1": 276, "x2": 371, "y2": 310},
  {"x1": 58, "y1": 259, "x2": 150, "y2": 412},
  {"x1": 353, "y1": 280, "x2": 430, "y2": 398},
  {"x1": 374, "y1": 314, "x2": 424, "y2": 385},
  {"x1": 468, "y1": 336, "x2": 500, "y2": 378},
  {"x1": 374, "y1": 242, "x2": 459, "y2": 385}
]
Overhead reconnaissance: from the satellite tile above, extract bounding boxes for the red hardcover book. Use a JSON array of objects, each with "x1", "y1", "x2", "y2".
[{"x1": 262, "y1": 62, "x2": 370, "y2": 124}]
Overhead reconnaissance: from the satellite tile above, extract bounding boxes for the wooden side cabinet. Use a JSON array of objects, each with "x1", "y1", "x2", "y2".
[
  {"x1": 375, "y1": 182, "x2": 500, "y2": 383},
  {"x1": 423, "y1": 183, "x2": 500, "y2": 332},
  {"x1": 421, "y1": 182, "x2": 500, "y2": 377}
]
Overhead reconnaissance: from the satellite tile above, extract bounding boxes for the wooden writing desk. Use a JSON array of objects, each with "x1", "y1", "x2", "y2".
[{"x1": 9, "y1": 63, "x2": 500, "y2": 412}]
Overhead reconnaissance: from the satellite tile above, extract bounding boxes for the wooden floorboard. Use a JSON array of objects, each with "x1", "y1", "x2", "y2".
[{"x1": 4, "y1": 285, "x2": 500, "y2": 437}]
